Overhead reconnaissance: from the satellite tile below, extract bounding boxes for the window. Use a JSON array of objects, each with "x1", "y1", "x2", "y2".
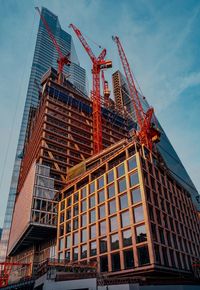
[
  {"x1": 73, "y1": 232, "x2": 78, "y2": 245},
  {"x1": 117, "y1": 163, "x2": 125, "y2": 177},
  {"x1": 73, "y1": 247, "x2": 78, "y2": 260},
  {"x1": 137, "y1": 246, "x2": 150, "y2": 265},
  {"x1": 90, "y1": 182, "x2": 95, "y2": 194},
  {"x1": 59, "y1": 238, "x2": 64, "y2": 250},
  {"x1": 107, "y1": 170, "x2": 114, "y2": 183},
  {"x1": 67, "y1": 197, "x2": 71, "y2": 207},
  {"x1": 159, "y1": 228, "x2": 165, "y2": 244},
  {"x1": 66, "y1": 209, "x2": 71, "y2": 220},
  {"x1": 66, "y1": 235, "x2": 71, "y2": 248},
  {"x1": 97, "y1": 176, "x2": 104, "y2": 189},
  {"x1": 108, "y1": 199, "x2": 116, "y2": 215},
  {"x1": 108, "y1": 184, "x2": 115, "y2": 199},
  {"x1": 100, "y1": 256, "x2": 108, "y2": 272},
  {"x1": 73, "y1": 205, "x2": 79, "y2": 216},
  {"x1": 118, "y1": 178, "x2": 126, "y2": 193},
  {"x1": 119, "y1": 194, "x2": 128, "y2": 209},
  {"x1": 121, "y1": 211, "x2": 130, "y2": 228},
  {"x1": 81, "y1": 228, "x2": 87, "y2": 243},
  {"x1": 81, "y1": 187, "x2": 87, "y2": 199},
  {"x1": 110, "y1": 216, "x2": 118, "y2": 232},
  {"x1": 74, "y1": 192, "x2": 79, "y2": 203},
  {"x1": 133, "y1": 205, "x2": 144, "y2": 223},
  {"x1": 73, "y1": 218, "x2": 78, "y2": 230},
  {"x1": 89, "y1": 195, "x2": 95, "y2": 208},
  {"x1": 98, "y1": 189, "x2": 105, "y2": 203},
  {"x1": 131, "y1": 187, "x2": 141, "y2": 203},
  {"x1": 162, "y1": 247, "x2": 169, "y2": 266},
  {"x1": 110, "y1": 233, "x2": 119, "y2": 250},
  {"x1": 66, "y1": 222, "x2": 71, "y2": 233},
  {"x1": 151, "y1": 223, "x2": 157, "y2": 241},
  {"x1": 100, "y1": 237, "x2": 107, "y2": 253},
  {"x1": 111, "y1": 253, "x2": 121, "y2": 271},
  {"x1": 122, "y1": 229, "x2": 132, "y2": 247},
  {"x1": 169, "y1": 249, "x2": 176, "y2": 267},
  {"x1": 65, "y1": 251, "x2": 70, "y2": 261},
  {"x1": 128, "y1": 156, "x2": 137, "y2": 171},
  {"x1": 90, "y1": 241, "x2": 97, "y2": 256},
  {"x1": 81, "y1": 199, "x2": 87, "y2": 212},
  {"x1": 99, "y1": 220, "x2": 106, "y2": 236},
  {"x1": 136, "y1": 224, "x2": 147, "y2": 243},
  {"x1": 81, "y1": 244, "x2": 87, "y2": 259},
  {"x1": 99, "y1": 204, "x2": 106, "y2": 219},
  {"x1": 154, "y1": 244, "x2": 161, "y2": 264},
  {"x1": 124, "y1": 249, "x2": 134, "y2": 269},
  {"x1": 81, "y1": 214, "x2": 87, "y2": 227},
  {"x1": 130, "y1": 172, "x2": 139, "y2": 187},
  {"x1": 90, "y1": 209, "x2": 96, "y2": 223},
  {"x1": 90, "y1": 225, "x2": 96, "y2": 239}
]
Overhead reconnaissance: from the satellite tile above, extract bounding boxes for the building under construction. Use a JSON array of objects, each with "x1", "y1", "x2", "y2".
[{"x1": 0, "y1": 7, "x2": 200, "y2": 290}]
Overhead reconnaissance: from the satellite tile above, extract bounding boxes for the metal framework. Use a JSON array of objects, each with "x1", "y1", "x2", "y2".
[
  {"x1": 69, "y1": 24, "x2": 112, "y2": 154},
  {"x1": 101, "y1": 70, "x2": 110, "y2": 107},
  {"x1": 0, "y1": 262, "x2": 30, "y2": 288},
  {"x1": 35, "y1": 7, "x2": 71, "y2": 84},
  {"x1": 112, "y1": 36, "x2": 160, "y2": 151}
]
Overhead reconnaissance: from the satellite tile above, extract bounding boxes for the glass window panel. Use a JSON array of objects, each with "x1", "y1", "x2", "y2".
[
  {"x1": 124, "y1": 249, "x2": 134, "y2": 269},
  {"x1": 81, "y1": 244, "x2": 87, "y2": 259},
  {"x1": 81, "y1": 228, "x2": 87, "y2": 243},
  {"x1": 90, "y1": 224, "x2": 96, "y2": 239},
  {"x1": 81, "y1": 187, "x2": 87, "y2": 199},
  {"x1": 73, "y1": 205, "x2": 79, "y2": 216},
  {"x1": 66, "y1": 209, "x2": 71, "y2": 220},
  {"x1": 128, "y1": 156, "x2": 137, "y2": 171},
  {"x1": 137, "y1": 246, "x2": 150, "y2": 265},
  {"x1": 81, "y1": 199, "x2": 87, "y2": 212},
  {"x1": 100, "y1": 220, "x2": 106, "y2": 236},
  {"x1": 133, "y1": 205, "x2": 144, "y2": 223},
  {"x1": 99, "y1": 204, "x2": 106, "y2": 219},
  {"x1": 97, "y1": 176, "x2": 104, "y2": 189},
  {"x1": 110, "y1": 216, "x2": 118, "y2": 232},
  {"x1": 119, "y1": 194, "x2": 128, "y2": 209},
  {"x1": 73, "y1": 232, "x2": 78, "y2": 245},
  {"x1": 118, "y1": 178, "x2": 127, "y2": 193},
  {"x1": 111, "y1": 253, "x2": 121, "y2": 271},
  {"x1": 117, "y1": 163, "x2": 125, "y2": 177},
  {"x1": 108, "y1": 184, "x2": 115, "y2": 199},
  {"x1": 73, "y1": 217, "x2": 78, "y2": 230},
  {"x1": 90, "y1": 209, "x2": 96, "y2": 223},
  {"x1": 74, "y1": 192, "x2": 79, "y2": 202},
  {"x1": 100, "y1": 237, "x2": 107, "y2": 253},
  {"x1": 67, "y1": 197, "x2": 71, "y2": 207},
  {"x1": 89, "y1": 195, "x2": 95, "y2": 208},
  {"x1": 136, "y1": 224, "x2": 147, "y2": 243},
  {"x1": 121, "y1": 211, "x2": 130, "y2": 228},
  {"x1": 108, "y1": 199, "x2": 116, "y2": 215},
  {"x1": 98, "y1": 189, "x2": 105, "y2": 203},
  {"x1": 66, "y1": 222, "x2": 71, "y2": 233},
  {"x1": 65, "y1": 251, "x2": 70, "y2": 261},
  {"x1": 81, "y1": 214, "x2": 87, "y2": 227},
  {"x1": 130, "y1": 172, "x2": 139, "y2": 187},
  {"x1": 66, "y1": 235, "x2": 71, "y2": 249},
  {"x1": 73, "y1": 247, "x2": 78, "y2": 260},
  {"x1": 90, "y1": 182, "x2": 95, "y2": 194},
  {"x1": 122, "y1": 229, "x2": 132, "y2": 247},
  {"x1": 131, "y1": 188, "x2": 142, "y2": 203},
  {"x1": 107, "y1": 170, "x2": 114, "y2": 183},
  {"x1": 100, "y1": 256, "x2": 108, "y2": 272},
  {"x1": 90, "y1": 241, "x2": 97, "y2": 256},
  {"x1": 59, "y1": 238, "x2": 64, "y2": 250},
  {"x1": 110, "y1": 233, "x2": 119, "y2": 250}
]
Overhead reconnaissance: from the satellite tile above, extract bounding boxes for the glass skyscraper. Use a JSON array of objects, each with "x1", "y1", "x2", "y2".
[
  {"x1": 112, "y1": 70, "x2": 200, "y2": 211},
  {"x1": 0, "y1": 7, "x2": 86, "y2": 262}
]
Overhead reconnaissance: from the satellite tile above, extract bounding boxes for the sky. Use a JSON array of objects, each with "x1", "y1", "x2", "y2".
[{"x1": 0, "y1": 0, "x2": 200, "y2": 227}]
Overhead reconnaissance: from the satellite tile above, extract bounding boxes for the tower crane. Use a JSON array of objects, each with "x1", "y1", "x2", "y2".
[
  {"x1": 112, "y1": 36, "x2": 160, "y2": 151},
  {"x1": 35, "y1": 7, "x2": 71, "y2": 84},
  {"x1": 69, "y1": 24, "x2": 112, "y2": 154}
]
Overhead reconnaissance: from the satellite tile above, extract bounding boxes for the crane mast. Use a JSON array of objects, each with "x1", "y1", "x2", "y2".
[
  {"x1": 112, "y1": 36, "x2": 160, "y2": 151},
  {"x1": 69, "y1": 24, "x2": 112, "y2": 154},
  {"x1": 35, "y1": 7, "x2": 71, "y2": 84}
]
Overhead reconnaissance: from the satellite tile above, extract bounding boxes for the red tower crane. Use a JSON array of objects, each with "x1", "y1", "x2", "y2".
[
  {"x1": 35, "y1": 7, "x2": 71, "y2": 84},
  {"x1": 69, "y1": 24, "x2": 112, "y2": 154},
  {"x1": 112, "y1": 36, "x2": 160, "y2": 151}
]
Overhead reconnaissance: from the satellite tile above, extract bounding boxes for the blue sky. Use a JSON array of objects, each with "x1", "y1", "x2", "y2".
[{"x1": 0, "y1": 0, "x2": 200, "y2": 227}]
